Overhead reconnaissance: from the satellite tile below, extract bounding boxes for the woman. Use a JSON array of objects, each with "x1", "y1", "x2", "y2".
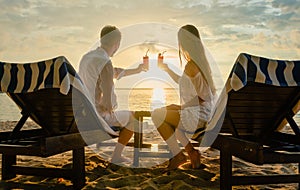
[{"x1": 151, "y1": 24, "x2": 216, "y2": 169}]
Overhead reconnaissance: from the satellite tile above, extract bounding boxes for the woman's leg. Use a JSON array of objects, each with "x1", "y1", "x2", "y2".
[
  {"x1": 176, "y1": 129, "x2": 201, "y2": 169},
  {"x1": 151, "y1": 107, "x2": 187, "y2": 169},
  {"x1": 151, "y1": 107, "x2": 181, "y2": 153},
  {"x1": 151, "y1": 105, "x2": 181, "y2": 139}
]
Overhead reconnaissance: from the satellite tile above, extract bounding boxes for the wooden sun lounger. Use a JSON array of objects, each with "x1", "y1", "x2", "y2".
[
  {"x1": 0, "y1": 57, "x2": 115, "y2": 189},
  {"x1": 205, "y1": 53, "x2": 300, "y2": 189},
  {"x1": 212, "y1": 82, "x2": 300, "y2": 189},
  {"x1": 1, "y1": 89, "x2": 86, "y2": 189}
]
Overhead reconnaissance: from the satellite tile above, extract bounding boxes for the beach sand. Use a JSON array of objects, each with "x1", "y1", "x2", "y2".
[{"x1": 0, "y1": 121, "x2": 298, "y2": 190}]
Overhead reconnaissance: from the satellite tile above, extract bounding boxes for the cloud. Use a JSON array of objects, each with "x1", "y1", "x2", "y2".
[
  {"x1": 171, "y1": 0, "x2": 211, "y2": 9},
  {"x1": 272, "y1": 0, "x2": 300, "y2": 14},
  {"x1": 252, "y1": 32, "x2": 268, "y2": 45},
  {"x1": 0, "y1": 0, "x2": 299, "y2": 68},
  {"x1": 290, "y1": 30, "x2": 300, "y2": 45},
  {"x1": 271, "y1": 30, "x2": 300, "y2": 52}
]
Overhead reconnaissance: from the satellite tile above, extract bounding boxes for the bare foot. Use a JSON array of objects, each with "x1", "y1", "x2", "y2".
[{"x1": 167, "y1": 151, "x2": 187, "y2": 170}]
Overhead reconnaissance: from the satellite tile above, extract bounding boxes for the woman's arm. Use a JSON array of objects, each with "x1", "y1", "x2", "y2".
[
  {"x1": 184, "y1": 61, "x2": 200, "y2": 78},
  {"x1": 160, "y1": 63, "x2": 180, "y2": 83}
]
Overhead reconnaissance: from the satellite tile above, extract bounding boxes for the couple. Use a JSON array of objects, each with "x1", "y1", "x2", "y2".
[{"x1": 78, "y1": 24, "x2": 216, "y2": 170}]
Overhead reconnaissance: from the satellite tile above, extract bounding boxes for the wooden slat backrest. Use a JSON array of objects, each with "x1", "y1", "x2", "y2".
[
  {"x1": 220, "y1": 82, "x2": 300, "y2": 139},
  {"x1": 7, "y1": 87, "x2": 114, "y2": 144},
  {"x1": 8, "y1": 88, "x2": 77, "y2": 135}
]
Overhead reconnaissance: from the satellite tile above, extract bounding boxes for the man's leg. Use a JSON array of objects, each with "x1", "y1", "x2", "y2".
[{"x1": 111, "y1": 111, "x2": 134, "y2": 163}]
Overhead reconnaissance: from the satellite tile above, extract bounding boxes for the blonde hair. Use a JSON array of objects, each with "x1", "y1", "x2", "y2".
[{"x1": 178, "y1": 25, "x2": 216, "y2": 95}]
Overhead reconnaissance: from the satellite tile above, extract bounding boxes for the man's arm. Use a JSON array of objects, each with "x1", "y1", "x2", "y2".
[
  {"x1": 99, "y1": 62, "x2": 114, "y2": 112},
  {"x1": 114, "y1": 64, "x2": 145, "y2": 79}
]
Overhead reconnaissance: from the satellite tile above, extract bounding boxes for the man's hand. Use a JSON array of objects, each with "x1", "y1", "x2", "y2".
[{"x1": 138, "y1": 63, "x2": 148, "y2": 72}]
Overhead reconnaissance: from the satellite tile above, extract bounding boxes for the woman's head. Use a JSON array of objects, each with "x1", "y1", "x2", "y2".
[
  {"x1": 178, "y1": 24, "x2": 202, "y2": 64},
  {"x1": 178, "y1": 24, "x2": 217, "y2": 95},
  {"x1": 179, "y1": 25, "x2": 200, "y2": 39}
]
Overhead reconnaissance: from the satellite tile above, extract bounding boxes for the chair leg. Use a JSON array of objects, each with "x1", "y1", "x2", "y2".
[
  {"x1": 2, "y1": 154, "x2": 16, "y2": 180},
  {"x1": 72, "y1": 148, "x2": 85, "y2": 189},
  {"x1": 133, "y1": 118, "x2": 142, "y2": 167},
  {"x1": 220, "y1": 149, "x2": 232, "y2": 190},
  {"x1": 298, "y1": 162, "x2": 300, "y2": 190}
]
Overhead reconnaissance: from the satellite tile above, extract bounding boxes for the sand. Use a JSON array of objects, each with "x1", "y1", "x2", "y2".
[{"x1": 0, "y1": 121, "x2": 298, "y2": 190}]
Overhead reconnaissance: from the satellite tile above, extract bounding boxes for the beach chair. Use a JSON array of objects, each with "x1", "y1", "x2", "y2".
[
  {"x1": 0, "y1": 56, "x2": 117, "y2": 189},
  {"x1": 193, "y1": 53, "x2": 300, "y2": 189}
]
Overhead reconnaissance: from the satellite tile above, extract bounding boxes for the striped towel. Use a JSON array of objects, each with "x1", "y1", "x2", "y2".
[
  {"x1": 0, "y1": 56, "x2": 79, "y2": 95},
  {"x1": 229, "y1": 53, "x2": 300, "y2": 91}
]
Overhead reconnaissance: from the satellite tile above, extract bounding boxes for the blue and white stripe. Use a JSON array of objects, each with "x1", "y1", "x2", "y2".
[
  {"x1": 193, "y1": 53, "x2": 300, "y2": 142},
  {"x1": 0, "y1": 56, "x2": 79, "y2": 95},
  {"x1": 229, "y1": 53, "x2": 300, "y2": 91}
]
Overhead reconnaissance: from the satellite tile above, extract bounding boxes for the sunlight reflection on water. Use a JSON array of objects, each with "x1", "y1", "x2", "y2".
[
  {"x1": 116, "y1": 88, "x2": 179, "y2": 111},
  {"x1": 1, "y1": 89, "x2": 299, "y2": 125}
]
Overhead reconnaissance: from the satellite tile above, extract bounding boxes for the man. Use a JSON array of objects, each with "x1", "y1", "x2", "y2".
[{"x1": 79, "y1": 25, "x2": 146, "y2": 163}]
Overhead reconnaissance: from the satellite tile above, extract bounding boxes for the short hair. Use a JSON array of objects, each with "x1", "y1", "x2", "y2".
[{"x1": 100, "y1": 25, "x2": 121, "y2": 47}]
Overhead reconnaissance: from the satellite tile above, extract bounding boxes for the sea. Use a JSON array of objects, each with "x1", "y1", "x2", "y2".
[
  {"x1": 1, "y1": 88, "x2": 299, "y2": 124},
  {"x1": 0, "y1": 88, "x2": 179, "y2": 122}
]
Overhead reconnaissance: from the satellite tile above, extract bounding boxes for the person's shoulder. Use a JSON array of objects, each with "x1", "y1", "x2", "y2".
[
  {"x1": 185, "y1": 60, "x2": 200, "y2": 77},
  {"x1": 82, "y1": 49, "x2": 110, "y2": 62},
  {"x1": 103, "y1": 61, "x2": 113, "y2": 69}
]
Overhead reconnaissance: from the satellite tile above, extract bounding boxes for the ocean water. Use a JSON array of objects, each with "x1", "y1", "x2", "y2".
[
  {"x1": 0, "y1": 93, "x2": 21, "y2": 122},
  {"x1": 0, "y1": 88, "x2": 179, "y2": 122},
  {"x1": 1, "y1": 88, "x2": 299, "y2": 124},
  {"x1": 116, "y1": 88, "x2": 179, "y2": 111}
]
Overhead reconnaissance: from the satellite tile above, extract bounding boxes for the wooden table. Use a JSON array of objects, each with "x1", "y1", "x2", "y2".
[{"x1": 133, "y1": 111, "x2": 171, "y2": 167}]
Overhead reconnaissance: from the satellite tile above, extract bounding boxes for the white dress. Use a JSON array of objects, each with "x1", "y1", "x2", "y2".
[{"x1": 179, "y1": 71, "x2": 214, "y2": 133}]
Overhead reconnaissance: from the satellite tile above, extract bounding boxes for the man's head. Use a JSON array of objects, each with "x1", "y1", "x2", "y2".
[{"x1": 100, "y1": 25, "x2": 121, "y2": 56}]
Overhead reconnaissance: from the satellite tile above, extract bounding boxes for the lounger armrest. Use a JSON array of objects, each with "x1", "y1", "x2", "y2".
[
  {"x1": 0, "y1": 129, "x2": 45, "y2": 142},
  {"x1": 212, "y1": 134, "x2": 264, "y2": 165},
  {"x1": 271, "y1": 132, "x2": 300, "y2": 145}
]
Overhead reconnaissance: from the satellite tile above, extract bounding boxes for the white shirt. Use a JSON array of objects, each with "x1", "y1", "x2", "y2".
[
  {"x1": 78, "y1": 47, "x2": 117, "y2": 111},
  {"x1": 179, "y1": 71, "x2": 213, "y2": 120}
]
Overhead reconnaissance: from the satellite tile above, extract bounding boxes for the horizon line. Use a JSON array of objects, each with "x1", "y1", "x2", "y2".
[{"x1": 115, "y1": 87, "x2": 178, "y2": 90}]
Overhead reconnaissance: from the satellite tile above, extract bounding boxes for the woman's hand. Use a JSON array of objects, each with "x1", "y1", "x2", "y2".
[{"x1": 159, "y1": 63, "x2": 169, "y2": 71}]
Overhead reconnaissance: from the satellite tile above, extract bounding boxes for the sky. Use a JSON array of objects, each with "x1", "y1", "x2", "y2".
[{"x1": 0, "y1": 0, "x2": 299, "y2": 86}]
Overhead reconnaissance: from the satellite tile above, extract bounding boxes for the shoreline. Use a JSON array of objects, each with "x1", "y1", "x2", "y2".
[{"x1": 0, "y1": 121, "x2": 298, "y2": 189}]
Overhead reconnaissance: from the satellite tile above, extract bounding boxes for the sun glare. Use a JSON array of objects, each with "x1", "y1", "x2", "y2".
[{"x1": 151, "y1": 87, "x2": 166, "y2": 110}]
